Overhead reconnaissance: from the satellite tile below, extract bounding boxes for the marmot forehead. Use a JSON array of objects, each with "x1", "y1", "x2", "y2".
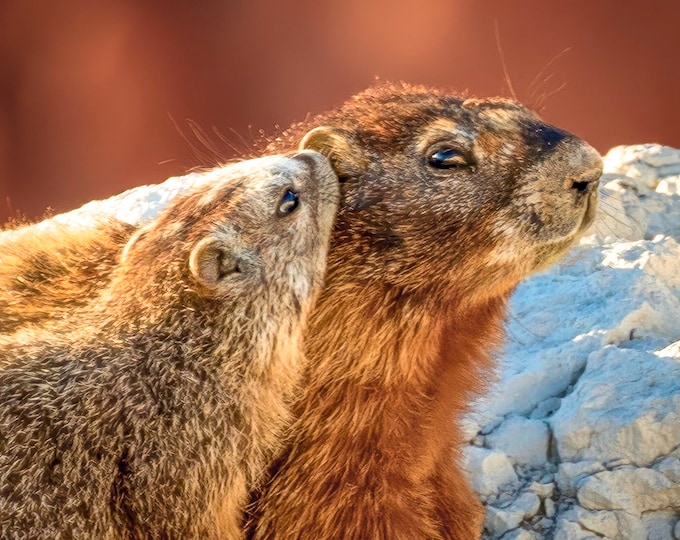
[
  {"x1": 143, "y1": 152, "x2": 337, "y2": 243},
  {"x1": 301, "y1": 84, "x2": 541, "y2": 154}
]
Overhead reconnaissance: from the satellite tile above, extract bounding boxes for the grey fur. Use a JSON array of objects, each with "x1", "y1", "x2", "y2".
[{"x1": 0, "y1": 152, "x2": 338, "y2": 539}]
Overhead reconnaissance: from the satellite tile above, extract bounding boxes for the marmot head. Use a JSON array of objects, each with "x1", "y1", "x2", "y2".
[
  {"x1": 111, "y1": 152, "x2": 339, "y2": 327},
  {"x1": 272, "y1": 83, "x2": 601, "y2": 302}
]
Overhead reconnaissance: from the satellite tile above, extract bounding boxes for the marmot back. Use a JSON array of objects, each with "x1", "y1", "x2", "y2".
[{"x1": 0, "y1": 152, "x2": 338, "y2": 539}]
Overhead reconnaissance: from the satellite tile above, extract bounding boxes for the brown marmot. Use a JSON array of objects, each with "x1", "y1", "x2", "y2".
[
  {"x1": 0, "y1": 152, "x2": 339, "y2": 539},
  {"x1": 0, "y1": 83, "x2": 601, "y2": 539},
  {"x1": 247, "y1": 84, "x2": 602, "y2": 539}
]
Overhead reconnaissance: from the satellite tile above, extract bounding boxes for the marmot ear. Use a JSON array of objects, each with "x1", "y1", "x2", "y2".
[
  {"x1": 189, "y1": 237, "x2": 241, "y2": 288},
  {"x1": 120, "y1": 223, "x2": 154, "y2": 264},
  {"x1": 299, "y1": 126, "x2": 367, "y2": 181}
]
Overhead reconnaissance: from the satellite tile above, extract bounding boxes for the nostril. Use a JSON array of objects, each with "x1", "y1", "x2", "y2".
[
  {"x1": 566, "y1": 170, "x2": 600, "y2": 193},
  {"x1": 572, "y1": 181, "x2": 589, "y2": 193}
]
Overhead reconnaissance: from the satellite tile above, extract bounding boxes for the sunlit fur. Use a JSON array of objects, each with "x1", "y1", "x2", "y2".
[
  {"x1": 0, "y1": 219, "x2": 135, "y2": 335},
  {"x1": 247, "y1": 83, "x2": 602, "y2": 539},
  {"x1": 0, "y1": 152, "x2": 338, "y2": 539},
  {"x1": 0, "y1": 84, "x2": 601, "y2": 539}
]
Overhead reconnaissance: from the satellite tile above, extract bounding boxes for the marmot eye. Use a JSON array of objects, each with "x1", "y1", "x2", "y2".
[
  {"x1": 277, "y1": 189, "x2": 300, "y2": 216},
  {"x1": 428, "y1": 148, "x2": 470, "y2": 169}
]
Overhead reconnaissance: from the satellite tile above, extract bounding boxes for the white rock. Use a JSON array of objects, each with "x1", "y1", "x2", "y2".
[
  {"x1": 513, "y1": 492, "x2": 541, "y2": 518},
  {"x1": 640, "y1": 145, "x2": 680, "y2": 168},
  {"x1": 674, "y1": 519, "x2": 680, "y2": 539},
  {"x1": 529, "y1": 397, "x2": 562, "y2": 420},
  {"x1": 642, "y1": 512, "x2": 680, "y2": 540},
  {"x1": 619, "y1": 161, "x2": 658, "y2": 189},
  {"x1": 527, "y1": 481, "x2": 554, "y2": 499},
  {"x1": 602, "y1": 143, "x2": 680, "y2": 177},
  {"x1": 536, "y1": 517, "x2": 554, "y2": 530},
  {"x1": 553, "y1": 519, "x2": 600, "y2": 540},
  {"x1": 544, "y1": 498, "x2": 556, "y2": 518},
  {"x1": 657, "y1": 176, "x2": 680, "y2": 195},
  {"x1": 556, "y1": 461, "x2": 605, "y2": 496},
  {"x1": 484, "y1": 493, "x2": 540, "y2": 536},
  {"x1": 574, "y1": 506, "x2": 638, "y2": 539},
  {"x1": 602, "y1": 300, "x2": 679, "y2": 344},
  {"x1": 658, "y1": 163, "x2": 680, "y2": 177},
  {"x1": 462, "y1": 446, "x2": 519, "y2": 498},
  {"x1": 485, "y1": 417, "x2": 549, "y2": 468},
  {"x1": 551, "y1": 346, "x2": 680, "y2": 467},
  {"x1": 485, "y1": 505, "x2": 523, "y2": 536},
  {"x1": 573, "y1": 507, "x2": 677, "y2": 540},
  {"x1": 577, "y1": 467, "x2": 680, "y2": 516},
  {"x1": 655, "y1": 456, "x2": 680, "y2": 483},
  {"x1": 500, "y1": 529, "x2": 541, "y2": 540}
]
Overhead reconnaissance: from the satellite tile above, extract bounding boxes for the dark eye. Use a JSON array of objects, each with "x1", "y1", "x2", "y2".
[
  {"x1": 428, "y1": 148, "x2": 470, "y2": 169},
  {"x1": 277, "y1": 189, "x2": 299, "y2": 216}
]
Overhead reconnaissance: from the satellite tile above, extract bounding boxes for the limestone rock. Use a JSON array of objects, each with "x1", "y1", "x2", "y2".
[
  {"x1": 577, "y1": 467, "x2": 680, "y2": 516},
  {"x1": 485, "y1": 418, "x2": 549, "y2": 468},
  {"x1": 553, "y1": 519, "x2": 600, "y2": 540},
  {"x1": 551, "y1": 346, "x2": 680, "y2": 467},
  {"x1": 527, "y1": 481, "x2": 554, "y2": 499},
  {"x1": 656, "y1": 456, "x2": 680, "y2": 483},
  {"x1": 556, "y1": 461, "x2": 605, "y2": 497},
  {"x1": 485, "y1": 493, "x2": 541, "y2": 536},
  {"x1": 462, "y1": 446, "x2": 519, "y2": 498},
  {"x1": 500, "y1": 528, "x2": 541, "y2": 540},
  {"x1": 475, "y1": 145, "x2": 680, "y2": 538},
  {"x1": 544, "y1": 498, "x2": 556, "y2": 519}
]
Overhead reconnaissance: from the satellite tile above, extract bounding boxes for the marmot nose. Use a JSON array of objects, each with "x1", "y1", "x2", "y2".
[
  {"x1": 565, "y1": 168, "x2": 601, "y2": 193},
  {"x1": 562, "y1": 142, "x2": 603, "y2": 194}
]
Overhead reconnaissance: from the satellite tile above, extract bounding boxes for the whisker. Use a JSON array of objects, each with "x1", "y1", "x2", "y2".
[
  {"x1": 534, "y1": 82, "x2": 568, "y2": 113},
  {"x1": 186, "y1": 119, "x2": 229, "y2": 166},
  {"x1": 494, "y1": 20, "x2": 518, "y2": 101},
  {"x1": 211, "y1": 126, "x2": 247, "y2": 159},
  {"x1": 168, "y1": 114, "x2": 216, "y2": 168},
  {"x1": 528, "y1": 47, "x2": 572, "y2": 104}
]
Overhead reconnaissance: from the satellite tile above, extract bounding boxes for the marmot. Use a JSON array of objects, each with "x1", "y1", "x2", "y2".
[
  {"x1": 0, "y1": 152, "x2": 339, "y2": 539},
  {"x1": 0, "y1": 84, "x2": 601, "y2": 539},
  {"x1": 247, "y1": 84, "x2": 602, "y2": 539}
]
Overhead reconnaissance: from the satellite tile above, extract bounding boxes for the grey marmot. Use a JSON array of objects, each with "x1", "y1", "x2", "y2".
[{"x1": 0, "y1": 151, "x2": 338, "y2": 539}]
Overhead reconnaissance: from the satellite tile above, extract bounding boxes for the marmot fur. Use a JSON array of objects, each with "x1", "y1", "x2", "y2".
[
  {"x1": 0, "y1": 152, "x2": 338, "y2": 539},
  {"x1": 0, "y1": 84, "x2": 601, "y2": 539}
]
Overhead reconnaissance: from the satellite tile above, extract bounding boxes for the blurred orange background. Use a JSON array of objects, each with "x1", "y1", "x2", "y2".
[{"x1": 1, "y1": 0, "x2": 679, "y2": 223}]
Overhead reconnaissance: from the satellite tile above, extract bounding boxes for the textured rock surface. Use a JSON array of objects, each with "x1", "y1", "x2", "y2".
[
  {"x1": 2, "y1": 144, "x2": 679, "y2": 539},
  {"x1": 464, "y1": 144, "x2": 680, "y2": 539}
]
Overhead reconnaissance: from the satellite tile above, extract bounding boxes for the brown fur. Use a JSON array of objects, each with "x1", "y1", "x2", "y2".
[
  {"x1": 0, "y1": 219, "x2": 135, "y2": 334},
  {"x1": 246, "y1": 84, "x2": 601, "y2": 539},
  {"x1": 0, "y1": 84, "x2": 602, "y2": 538},
  {"x1": 0, "y1": 152, "x2": 339, "y2": 539}
]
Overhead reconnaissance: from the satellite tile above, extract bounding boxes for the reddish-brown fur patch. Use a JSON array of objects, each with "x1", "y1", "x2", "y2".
[{"x1": 245, "y1": 83, "x2": 601, "y2": 539}]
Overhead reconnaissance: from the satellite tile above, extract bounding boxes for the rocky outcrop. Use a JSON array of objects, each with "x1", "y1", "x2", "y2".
[{"x1": 464, "y1": 144, "x2": 680, "y2": 539}]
